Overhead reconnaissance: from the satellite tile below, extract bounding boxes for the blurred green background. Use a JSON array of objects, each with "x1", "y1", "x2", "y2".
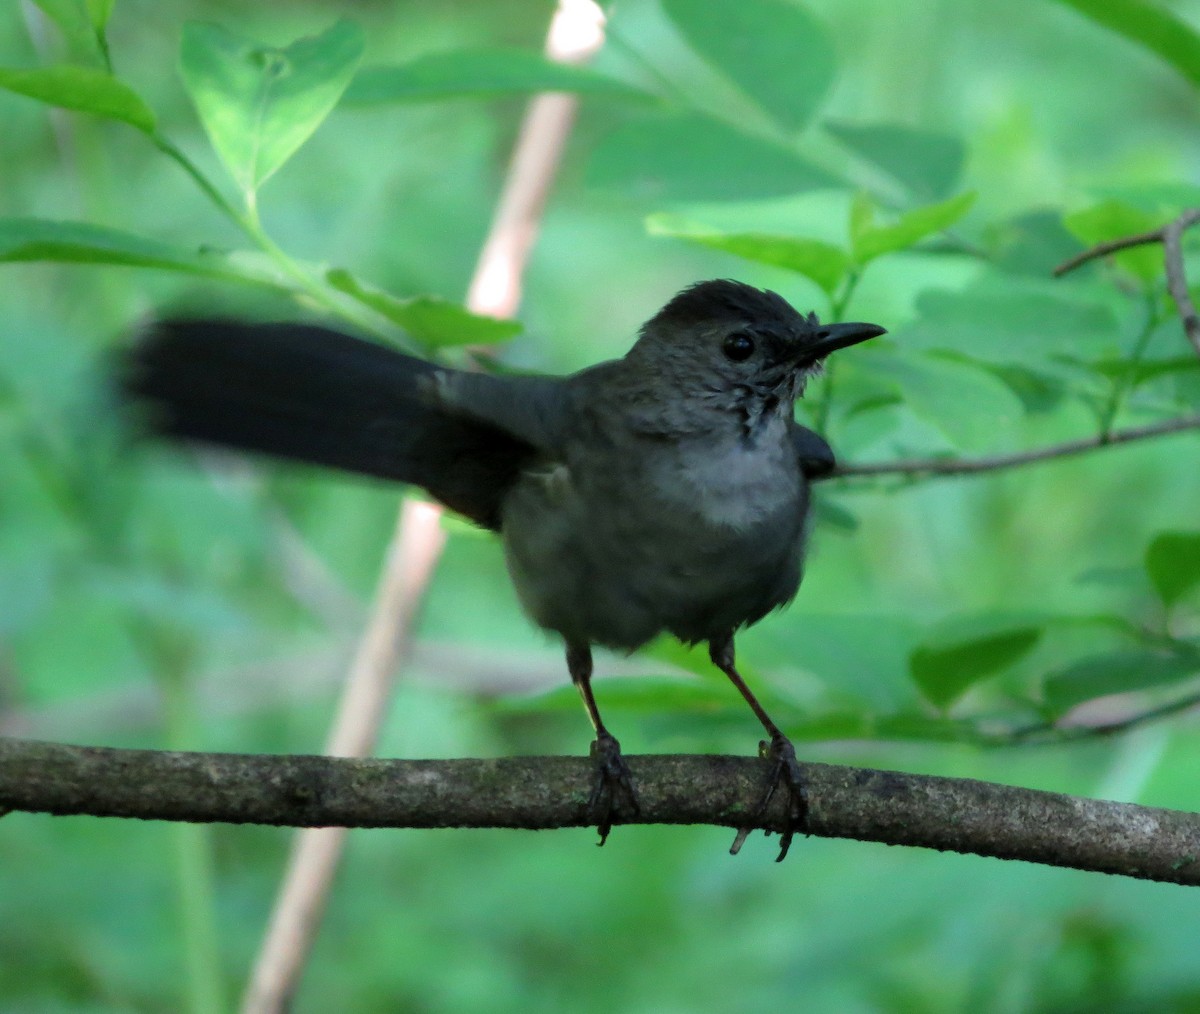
[{"x1": 3, "y1": 0, "x2": 1200, "y2": 1010}]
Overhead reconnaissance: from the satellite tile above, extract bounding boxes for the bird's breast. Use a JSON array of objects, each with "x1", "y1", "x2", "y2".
[
  {"x1": 672, "y1": 433, "x2": 800, "y2": 531},
  {"x1": 500, "y1": 417, "x2": 808, "y2": 650}
]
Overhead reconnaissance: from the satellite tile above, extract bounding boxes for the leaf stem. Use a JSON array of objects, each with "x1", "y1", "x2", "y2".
[
  {"x1": 1097, "y1": 291, "x2": 1162, "y2": 439},
  {"x1": 95, "y1": 29, "x2": 114, "y2": 75},
  {"x1": 150, "y1": 130, "x2": 393, "y2": 340},
  {"x1": 813, "y1": 270, "x2": 861, "y2": 435},
  {"x1": 149, "y1": 132, "x2": 246, "y2": 226},
  {"x1": 239, "y1": 212, "x2": 394, "y2": 339}
]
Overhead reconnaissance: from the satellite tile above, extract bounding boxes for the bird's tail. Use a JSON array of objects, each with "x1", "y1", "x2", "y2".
[{"x1": 121, "y1": 320, "x2": 529, "y2": 528}]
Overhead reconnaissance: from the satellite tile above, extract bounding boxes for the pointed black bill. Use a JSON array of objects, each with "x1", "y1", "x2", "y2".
[{"x1": 802, "y1": 321, "x2": 886, "y2": 363}]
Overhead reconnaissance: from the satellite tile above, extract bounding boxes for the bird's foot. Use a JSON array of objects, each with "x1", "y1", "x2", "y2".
[
  {"x1": 587, "y1": 732, "x2": 639, "y2": 846},
  {"x1": 730, "y1": 734, "x2": 808, "y2": 861}
]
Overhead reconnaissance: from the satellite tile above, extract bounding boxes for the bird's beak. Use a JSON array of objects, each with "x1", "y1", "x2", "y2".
[{"x1": 800, "y1": 321, "x2": 886, "y2": 364}]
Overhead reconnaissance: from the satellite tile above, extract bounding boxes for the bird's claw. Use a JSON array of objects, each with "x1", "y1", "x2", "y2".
[
  {"x1": 729, "y1": 734, "x2": 808, "y2": 861},
  {"x1": 588, "y1": 732, "x2": 639, "y2": 846}
]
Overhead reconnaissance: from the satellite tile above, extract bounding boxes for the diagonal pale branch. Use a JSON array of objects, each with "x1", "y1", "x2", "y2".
[
  {"x1": 243, "y1": 6, "x2": 609, "y2": 1011},
  {"x1": 3, "y1": 738, "x2": 1199, "y2": 886}
]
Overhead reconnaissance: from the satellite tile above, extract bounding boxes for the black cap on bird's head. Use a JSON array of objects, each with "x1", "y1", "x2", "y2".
[{"x1": 636, "y1": 279, "x2": 885, "y2": 394}]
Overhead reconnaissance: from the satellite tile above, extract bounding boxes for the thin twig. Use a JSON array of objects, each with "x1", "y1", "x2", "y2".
[
  {"x1": 1019, "y1": 690, "x2": 1200, "y2": 745},
  {"x1": 1163, "y1": 209, "x2": 1200, "y2": 357},
  {"x1": 466, "y1": 0, "x2": 606, "y2": 318},
  {"x1": 4, "y1": 738, "x2": 1200, "y2": 886},
  {"x1": 1054, "y1": 207, "x2": 1200, "y2": 358},
  {"x1": 1053, "y1": 225, "x2": 1173, "y2": 277},
  {"x1": 830, "y1": 414, "x2": 1200, "y2": 479}
]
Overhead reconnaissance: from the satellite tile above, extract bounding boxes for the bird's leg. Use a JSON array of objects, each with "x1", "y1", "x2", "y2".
[
  {"x1": 567, "y1": 641, "x2": 639, "y2": 845},
  {"x1": 709, "y1": 635, "x2": 807, "y2": 861}
]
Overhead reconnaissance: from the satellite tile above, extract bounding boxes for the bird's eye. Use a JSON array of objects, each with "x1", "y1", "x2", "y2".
[{"x1": 722, "y1": 332, "x2": 756, "y2": 362}]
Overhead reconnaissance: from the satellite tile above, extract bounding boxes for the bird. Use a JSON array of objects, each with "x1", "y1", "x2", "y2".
[{"x1": 121, "y1": 278, "x2": 885, "y2": 858}]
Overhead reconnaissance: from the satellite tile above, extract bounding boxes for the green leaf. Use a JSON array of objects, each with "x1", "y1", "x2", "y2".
[
  {"x1": 0, "y1": 218, "x2": 282, "y2": 286},
  {"x1": 826, "y1": 122, "x2": 965, "y2": 200},
  {"x1": 987, "y1": 210, "x2": 1084, "y2": 277},
  {"x1": 973, "y1": 361, "x2": 1068, "y2": 414},
  {"x1": 910, "y1": 625, "x2": 1042, "y2": 708},
  {"x1": 1054, "y1": 0, "x2": 1200, "y2": 90},
  {"x1": 878, "y1": 352, "x2": 1026, "y2": 448},
  {"x1": 848, "y1": 191, "x2": 875, "y2": 248},
  {"x1": 1043, "y1": 649, "x2": 1199, "y2": 714},
  {"x1": 661, "y1": 0, "x2": 835, "y2": 132},
  {"x1": 0, "y1": 65, "x2": 154, "y2": 132},
  {"x1": 646, "y1": 213, "x2": 849, "y2": 294},
  {"x1": 898, "y1": 277, "x2": 1121, "y2": 367},
  {"x1": 1145, "y1": 531, "x2": 1200, "y2": 609},
  {"x1": 1092, "y1": 181, "x2": 1200, "y2": 213},
  {"x1": 1084, "y1": 355, "x2": 1200, "y2": 387},
  {"x1": 345, "y1": 49, "x2": 648, "y2": 104},
  {"x1": 587, "y1": 113, "x2": 839, "y2": 202},
  {"x1": 1062, "y1": 200, "x2": 1163, "y2": 283},
  {"x1": 180, "y1": 20, "x2": 365, "y2": 198},
  {"x1": 852, "y1": 191, "x2": 976, "y2": 265},
  {"x1": 326, "y1": 269, "x2": 521, "y2": 348}
]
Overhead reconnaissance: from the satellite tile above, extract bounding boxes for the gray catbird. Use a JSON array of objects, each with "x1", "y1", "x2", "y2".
[{"x1": 123, "y1": 279, "x2": 884, "y2": 858}]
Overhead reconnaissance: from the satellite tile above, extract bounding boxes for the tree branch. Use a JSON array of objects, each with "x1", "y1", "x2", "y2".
[
  {"x1": 830, "y1": 414, "x2": 1200, "y2": 480},
  {"x1": 1053, "y1": 225, "x2": 1175, "y2": 276},
  {"x1": 3, "y1": 738, "x2": 1198, "y2": 886},
  {"x1": 1054, "y1": 207, "x2": 1200, "y2": 357},
  {"x1": 1163, "y1": 210, "x2": 1200, "y2": 357}
]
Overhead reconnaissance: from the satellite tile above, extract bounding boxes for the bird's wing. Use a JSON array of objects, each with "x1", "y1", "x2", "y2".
[
  {"x1": 790, "y1": 422, "x2": 836, "y2": 479},
  {"x1": 425, "y1": 369, "x2": 571, "y2": 457},
  {"x1": 122, "y1": 320, "x2": 542, "y2": 530}
]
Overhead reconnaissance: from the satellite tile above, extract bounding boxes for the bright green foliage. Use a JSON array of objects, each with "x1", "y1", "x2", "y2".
[
  {"x1": 1064, "y1": 200, "x2": 1164, "y2": 284},
  {"x1": 326, "y1": 269, "x2": 521, "y2": 348},
  {"x1": 850, "y1": 191, "x2": 977, "y2": 265},
  {"x1": 0, "y1": 218, "x2": 277, "y2": 284},
  {"x1": 3, "y1": 0, "x2": 1200, "y2": 1010},
  {"x1": 84, "y1": 0, "x2": 114, "y2": 31},
  {"x1": 0, "y1": 64, "x2": 154, "y2": 131},
  {"x1": 179, "y1": 19, "x2": 364, "y2": 200},
  {"x1": 647, "y1": 191, "x2": 976, "y2": 314},
  {"x1": 646, "y1": 213, "x2": 849, "y2": 294}
]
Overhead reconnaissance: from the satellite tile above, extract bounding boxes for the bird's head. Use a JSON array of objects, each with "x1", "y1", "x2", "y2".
[{"x1": 628, "y1": 279, "x2": 885, "y2": 430}]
